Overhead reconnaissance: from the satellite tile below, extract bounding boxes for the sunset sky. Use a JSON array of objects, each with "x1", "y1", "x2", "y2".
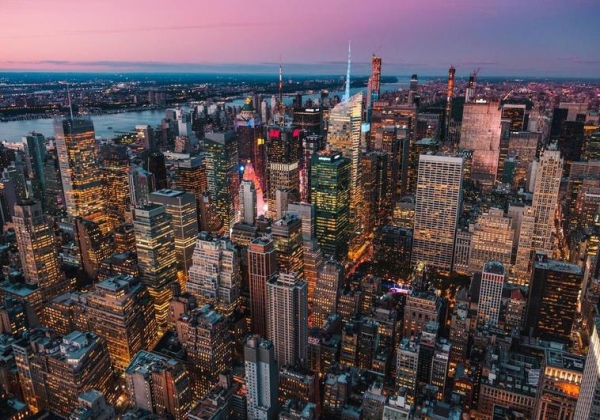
[{"x1": 1, "y1": 0, "x2": 599, "y2": 77}]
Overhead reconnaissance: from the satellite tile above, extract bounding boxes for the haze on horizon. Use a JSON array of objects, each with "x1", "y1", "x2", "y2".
[{"x1": 1, "y1": 0, "x2": 599, "y2": 78}]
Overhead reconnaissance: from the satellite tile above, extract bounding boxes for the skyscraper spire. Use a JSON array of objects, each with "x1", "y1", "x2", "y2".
[
  {"x1": 343, "y1": 40, "x2": 351, "y2": 102},
  {"x1": 279, "y1": 55, "x2": 283, "y2": 106}
]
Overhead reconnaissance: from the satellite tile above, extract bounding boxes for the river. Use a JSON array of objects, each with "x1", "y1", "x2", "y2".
[{"x1": 0, "y1": 82, "x2": 408, "y2": 143}]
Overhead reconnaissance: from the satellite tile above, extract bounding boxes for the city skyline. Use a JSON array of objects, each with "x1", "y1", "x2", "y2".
[{"x1": 0, "y1": 0, "x2": 599, "y2": 77}]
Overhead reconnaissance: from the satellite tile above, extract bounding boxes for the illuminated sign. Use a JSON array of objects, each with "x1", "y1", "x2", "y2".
[
  {"x1": 269, "y1": 129, "x2": 280, "y2": 138},
  {"x1": 293, "y1": 128, "x2": 300, "y2": 137}
]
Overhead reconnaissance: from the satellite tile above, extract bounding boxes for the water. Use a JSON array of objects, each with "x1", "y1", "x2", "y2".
[{"x1": 0, "y1": 82, "x2": 407, "y2": 143}]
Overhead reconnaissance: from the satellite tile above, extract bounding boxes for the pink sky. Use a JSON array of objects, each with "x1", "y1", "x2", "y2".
[{"x1": 1, "y1": 0, "x2": 599, "y2": 76}]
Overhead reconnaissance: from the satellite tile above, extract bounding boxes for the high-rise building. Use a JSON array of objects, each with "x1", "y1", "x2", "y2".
[
  {"x1": 266, "y1": 272, "x2": 308, "y2": 367},
  {"x1": 310, "y1": 151, "x2": 351, "y2": 260},
  {"x1": 172, "y1": 155, "x2": 208, "y2": 225},
  {"x1": 272, "y1": 214, "x2": 304, "y2": 277},
  {"x1": 397, "y1": 338, "x2": 420, "y2": 403},
  {"x1": 239, "y1": 179, "x2": 257, "y2": 225},
  {"x1": 459, "y1": 100, "x2": 503, "y2": 185},
  {"x1": 129, "y1": 166, "x2": 155, "y2": 208},
  {"x1": 534, "y1": 349, "x2": 584, "y2": 420},
  {"x1": 23, "y1": 330, "x2": 115, "y2": 417},
  {"x1": 412, "y1": 154, "x2": 464, "y2": 273},
  {"x1": 531, "y1": 149, "x2": 563, "y2": 253},
  {"x1": 22, "y1": 133, "x2": 46, "y2": 206},
  {"x1": 149, "y1": 189, "x2": 198, "y2": 292},
  {"x1": 244, "y1": 335, "x2": 279, "y2": 420},
  {"x1": 134, "y1": 204, "x2": 178, "y2": 331},
  {"x1": 204, "y1": 131, "x2": 239, "y2": 233},
  {"x1": 327, "y1": 92, "x2": 364, "y2": 254},
  {"x1": 13, "y1": 200, "x2": 67, "y2": 307},
  {"x1": 524, "y1": 252, "x2": 582, "y2": 343},
  {"x1": 312, "y1": 260, "x2": 344, "y2": 329},
  {"x1": 507, "y1": 131, "x2": 541, "y2": 189},
  {"x1": 100, "y1": 144, "x2": 130, "y2": 229},
  {"x1": 467, "y1": 208, "x2": 514, "y2": 273},
  {"x1": 85, "y1": 275, "x2": 157, "y2": 371},
  {"x1": 177, "y1": 305, "x2": 232, "y2": 398},
  {"x1": 147, "y1": 151, "x2": 168, "y2": 190},
  {"x1": 476, "y1": 262, "x2": 506, "y2": 327},
  {"x1": 248, "y1": 237, "x2": 277, "y2": 337},
  {"x1": 367, "y1": 55, "x2": 382, "y2": 113},
  {"x1": 54, "y1": 117, "x2": 106, "y2": 229},
  {"x1": 574, "y1": 318, "x2": 600, "y2": 419},
  {"x1": 187, "y1": 232, "x2": 241, "y2": 317},
  {"x1": 265, "y1": 126, "x2": 300, "y2": 219},
  {"x1": 125, "y1": 350, "x2": 191, "y2": 420},
  {"x1": 512, "y1": 204, "x2": 536, "y2": 285},
  {"x1": 74, "y1": 217, "x2": 113, "y2": 281}
]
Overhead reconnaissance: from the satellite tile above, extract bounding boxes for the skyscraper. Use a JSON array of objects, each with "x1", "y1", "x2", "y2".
[
  {"x1": 327, "y1": 92, "x2": 364, "y2": 254},
  {"x1": 265, "y1": 126, "x2": 300, "y2": 219},
  {"x1": 100, "y1": 144, "x2": 130, "y2": 229},
  {"x1": 312, "y1": 260, "x2": 344, "y2": 329},
  {"x1": 239, "y1": 179, "x2": 257, "y2": 225},
  {"x1": 459, "y1": 100, "x2": 502, "y2": 185},
  {"x1": 412, "y1": 153, "x2": 464, "y2": 273},
  {"x1": 366, "y1": 55, "x2": 382, "y2": 113},
  {"x1": 248, "y1": 237, "x2": 277, "y2": 337},
  {"x1": 266, "y1": 272, "x2": 308, "y2": 367},
  {"x1": 85, "y1": 275, "x2": 157, "y2": 371},
  {"x1": 149, "y1": 189, "x2": 198, "y2": 292},
  {"x1": 532, "y1": 149, "x2": 563, "y2": 253},
  {"x1": 467, "y1": 208, "x2": 514, "y2": 273},
  {"x1": 187, "y1": 232, "x2": 241, "y2": 317},
  {"x1": 125, "y1": 350, "x2": 191, "y2": 420},
  {"x1": 272, "y1": 213, "x2": 304, "y2": 277},
  {"x1": 310, "y1": 151, "x2": 351, "y2": 260},
  {"x1": 54, "y1": 116, "x2": 106, "y2": 229},
  {"x1": 524, "y1": 252, "x2": 582, "y2": 343},
  {"x1": 22, "y1": 133, "x2": 46, "y2": 206},
  {"x1": 204, "y1": 131, "x2": 239, "y2": 233},
  {"x1": 574, "y1": 317, "x2": 600, "y2": 419},
  {"x1": 244, "y1": 335, "x2": 279, "y2": 420},
  {"x1": 134, "y1": 204, "x2": 178, "y2": 331},
  {"x1": 476, "y1": 262, "x2": 506, "y2": 327},
  {"x1": 13, "y1": 200, "x2": 67, "y2": 306}
]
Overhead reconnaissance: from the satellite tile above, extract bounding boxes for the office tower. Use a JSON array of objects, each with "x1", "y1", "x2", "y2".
[
  {"x1": 129, "y1": 166, "x2": 156, "y2": 208},
  {"x1": 411, "y1": 154, "x2": 464, "y2": 273},
  {"x1": 477, "y1": 262, "x2": 506, "y2": 327},
  {"x1": 134, "y1": 204, "x2": 178, "y2": 331},
  {"x1": 239, "y1": 179, "x2": 257, "y2": 225},
  {"x1": 204, "y1": 131, "x2": 239, "y2": 232},
  {"x1": 272, "y1": 213, "x2": 304, "y2": 277},
  {"x1": 42, "y1": 147, "x2": 64, "y2": 215},
  {"x1": 410, "y1": 74, "x2": 419, "y2": 92},
  {"x1": 54, "y1": 116, "x2": 106, "y2": 229},
  {"x1": 149, "y1": 189, "x2": 198, "y2": 292},
  {"x1": 502, "y1": 103, "x2": 529, "y2": 132},
  {"x1": 397, "y1": 338, "x2": 420, "y2": 403},
  {"x1": 327, "y1": 92, "x2": 364, "y2": 251},
  {"x1": 248, "y1": 237, "x2": 277, "y2": 337},
  {"x1": 172, "y1": 155, "x2": 208, "y2": 224},
  {"x1": 531, "y1": 149, "x2": 563, "y2": 254},
  {"x1": 235, "y1": 98, "x2": 263, "y2": 169},
  {"x1": 312, "y1": 260, "x2": 344, "y2": 329},
  {"x1": 310, "y1": 151, "x2": 351, "y2": 260},
  {"x1": 187, "y1": 233, "x2": 241, "y2": 317},
  {"x1": 100, "y1": 144, "x2": 130, "y2": 229},
  {"x1": 22, "y1": 133, "x2": 46, "y2": 206},
  {"x1": 266, "y1": 272, "x2": 308, "y2": 367},
  {"x1": 508, "y1": 131, "x2": 541, "y2": 189},
  {"x1": 114, "y1": 222, "x2": 136, "y2": 253},
  {"x1": 85, "y1": 275, "x2": 157, "y2": 371},
  {"x1": 366, "y1": 55, "x2": 382, "y2": 112},
  {"x1": 512, "y1": 204, "x2": 536, "y2": 285},
  {"x1": 125, "y1": 350, "x2": 191, "y2": 420},
  {"x1": 459, "y1": 100, "x2": 502, "y2": 185},
  {"x1": 265, "y1": 126, "x2": 300, "y2": 219},
  {"x1": 533, "y1": 349, "x2": 583, "y2": 420},
  {"x1": 467, "y1": 208, "x2": 514, "y2": 273},
  {"x1": 74, "y1": 217, "x2": 113, "y2": 281},
  {"x1": 524, "y1": 252, "x2": 582, "y2": 343},
  {"x1": 13, "y1": 200, "x2": 66, "y2": 306},
  {"x1": 177, "y1": 305, "x2": 232, "y2": 398},
  {"x1": 244, "y1": 336, "x2": 279, "y2": 420},
  {"x1": 25, "y1": 331, "x2": 114, "y2": 417},
  {"x1": 147, "y1": 151, "x2": 168, "y2": 190},
  {"x1": 373, "y1": 225, "x2": 412, "y2": 272},
  {"x1": 445, "y1": 66, "x2": 455, "y2": 141},
  {"x1": 135, "y1": 124, "x2": 155, "y2": 149},
  {"x1": 362, "y1": 151, "x2": 388, "y2": 231},
  {"x1": 575, "y1": 318, "x2": 600, "y2": 419}
]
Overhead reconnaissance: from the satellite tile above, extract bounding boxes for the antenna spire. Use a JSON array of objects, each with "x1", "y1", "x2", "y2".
[
  {"x1": 60, "y1": 81, "x2": 74, "y2": 120},
  {"x1": 279, "y1": 55, "x2": 283, "y2": 106},
  {"x1": 343, "y1": 40, "x2": 351, "y2": 102}
]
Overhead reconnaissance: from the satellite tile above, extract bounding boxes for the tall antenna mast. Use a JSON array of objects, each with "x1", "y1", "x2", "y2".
[
  {"x1": 343, "y1": 40, "x2": 351, "y2": 102},
  {"x1": 60, "y1": 81, "x2": 75, "y2": 120},
  {"x1": 279, "y1": 55, "x2": 283, "y2": 106}
]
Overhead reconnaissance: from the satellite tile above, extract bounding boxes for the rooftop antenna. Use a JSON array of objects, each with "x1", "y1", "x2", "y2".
[
  {"x1": 59, "y1": 81, "x2": 74, "y2": 120},
  {"x1": 343, "y1": 40, "x2": 351, "y2": 102}
]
